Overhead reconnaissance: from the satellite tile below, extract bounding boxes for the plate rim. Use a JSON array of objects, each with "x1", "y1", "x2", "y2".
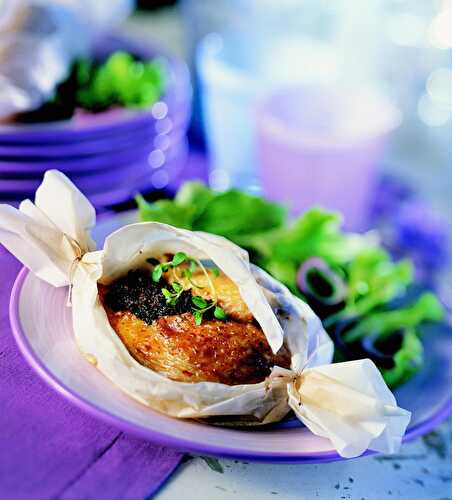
[{"x1": 9, "y1": 267, "x2": 452, "y2": 463}]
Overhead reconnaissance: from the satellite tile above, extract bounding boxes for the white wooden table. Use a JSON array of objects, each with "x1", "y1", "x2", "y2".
[{"x1": 157, "y1": 416, "x2": 452, "y2": 500}]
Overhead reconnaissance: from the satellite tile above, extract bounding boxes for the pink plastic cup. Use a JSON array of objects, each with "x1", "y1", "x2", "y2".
[{"x1": 256, "y1": 85, "x2": 401, "y2": 231}]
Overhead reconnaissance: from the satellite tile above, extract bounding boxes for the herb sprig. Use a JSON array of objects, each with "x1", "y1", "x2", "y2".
[
  {"x1": 151, "y1": 251, "x2": 187, "y2": 282},
  {"x1": 161, "y1": 281, "x2": 184, "y2": 306},
  {"x1": 191, "y1": 295, "x2": 227, "y2": 325},
  {"x1": 150, "y1": 252, "x2": 227, "y2": 325}
]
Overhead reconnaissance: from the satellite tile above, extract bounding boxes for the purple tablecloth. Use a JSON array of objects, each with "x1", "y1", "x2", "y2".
[{"x1": 0, "y1": 247, "x2": 183, "y2": 499}]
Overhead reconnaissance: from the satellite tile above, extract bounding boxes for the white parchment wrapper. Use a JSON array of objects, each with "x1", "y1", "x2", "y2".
[{"x1": 0, "y1": 170, "x2": 411, "y2": 458}]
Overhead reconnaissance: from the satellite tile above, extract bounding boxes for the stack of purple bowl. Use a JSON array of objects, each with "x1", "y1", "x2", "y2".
[{"x1": 0, "y1": 35, "x2": 191, "y2": 210}]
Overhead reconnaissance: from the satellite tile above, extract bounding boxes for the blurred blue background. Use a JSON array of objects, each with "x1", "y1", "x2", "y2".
[{"x1": 127, "y1": 0, "x2": 452, "y2": 219}]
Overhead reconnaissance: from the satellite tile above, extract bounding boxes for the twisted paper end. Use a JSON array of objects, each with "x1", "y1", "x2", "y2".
[
  {"x1": 0, "y1": 170, "x2": 96, "y2": 287},
  {"x1": 286, "y1": 359, "x2": 411, "y2": 458}
]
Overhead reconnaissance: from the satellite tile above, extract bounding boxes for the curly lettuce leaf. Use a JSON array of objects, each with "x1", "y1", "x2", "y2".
[
  {"x1": 137, "y1": 182, "x2": 286, "y2": 243},
  {"x1": 256, "y1": 209, "x2": 377, "y2": 295},
  {"x1": 337, "y1": 248, "x2": 414, "y2": 321},
  {"x1": 135, "y1": 194, "x2": 195, "y2": 229},
  {"x1": 344, "y1": 292, "x2": 444, "y2": 342},
  {"x1": 264, "y1": 208, "x2": 377, "y2": 267},
  {"x1": 382, "y1": 329, "x2": 424, "y2": 388}
]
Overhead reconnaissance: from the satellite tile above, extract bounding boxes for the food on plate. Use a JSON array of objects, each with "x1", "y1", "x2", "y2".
[
  {"x1": 17, "y1": 51, "x2": 166, "y2": 123},
  {"x1": 0, "y1": 170, "x2": 412, "y2": 459}
]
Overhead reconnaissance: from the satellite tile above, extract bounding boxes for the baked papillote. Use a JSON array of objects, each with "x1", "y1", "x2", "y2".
[{"x1": 0, "y1": 171, "x2": 410, "y2": 458}]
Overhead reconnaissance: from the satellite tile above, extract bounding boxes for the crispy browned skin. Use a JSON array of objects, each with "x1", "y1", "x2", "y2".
[
  {"x1": 99, "y1": 270, "x2": 290, "y2": 385},
  {"x1": 103, "y1": 308, "x2": 289, "y2": 384}
]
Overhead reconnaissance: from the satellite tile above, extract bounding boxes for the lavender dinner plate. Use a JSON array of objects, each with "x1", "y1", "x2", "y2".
[
  {"x1": 0, "y1": 131, "x2": 186, "y2": 179},
  {"x1": 8, "y1": 212, "x2": 452, "y2": 463},
  {"x1": 0, "y1": 141, "x2": 188, "y2": 208},
  {"x1": 0, "y1": 117, "x2": 187, "y2": 160}
]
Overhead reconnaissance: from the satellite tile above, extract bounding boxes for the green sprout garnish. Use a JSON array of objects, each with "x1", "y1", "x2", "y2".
[
  {"x1": 191, "y1": 295, "x2": 227, "y2": 325},
  {"x1": 181, "y1": 259, "x2": 205, "y2": 288},
  {"x1": 151, "y1": 252, "x2": 188, "y2": 282},
  {"x1": 161, "y1": 281, "x2": 184, "y2": 306},
  {"x1": 150, "y1": 252, "x2": 227, "y2": 325}
]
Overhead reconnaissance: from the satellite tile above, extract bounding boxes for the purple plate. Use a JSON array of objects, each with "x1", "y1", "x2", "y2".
[
  {"x1": 0, "y1": 115, "x2": 188, "y2": 159},
  {"x1": 0, "y1": 141, "x2": 188, "y2": 208},
  {"x1": 0, "y1": 159, "x2": 152, "y2": 193},
  {"x1": 0, "y1": 34, "x2": 191, "y2": 144},
  {"x1": 0, "y1": 131, "x2": 187, "y2": 179},
  {"x1": 86, "y1": 141, "x2": 188, "y2": 207},
  {"x1": 0, "y1": 134, "x2": 184, "y2": 181},
  {"x1": 7, "y1": 211, "x2": 452, "y2": 463}
]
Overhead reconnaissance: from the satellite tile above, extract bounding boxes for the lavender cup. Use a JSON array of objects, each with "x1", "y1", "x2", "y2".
[{"x1": 256, "y1": 85, "x2": 401, "y2": 231}]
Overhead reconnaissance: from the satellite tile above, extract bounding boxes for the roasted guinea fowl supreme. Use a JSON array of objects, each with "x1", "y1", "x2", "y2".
[{"x1": 99, "y1": 256, "x2": 291, "y2": 385}]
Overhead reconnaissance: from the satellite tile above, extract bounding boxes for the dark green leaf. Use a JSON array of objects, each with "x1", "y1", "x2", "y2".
[
  {"x1": 211, "y1": 267, "x2": 220, "y2": 278},
  {"x1": 172, "y1": 252, "x2": 187, "y2": 266},
  {"x1": 192, "y1": 295, "x2": 207, "y2": 309},
  {"x1": 193, "y1": 310, "x2": 203, "y2": 326},
  {"x1": 382, "y1": 329, "x2": 424, "y2": 389},
  {"x1": 189, "y1": 260, "x2": 198, "y2": 273},
  {"x1": 135, "y1": 195, "x2": 196, "y2": 228},
  {"x1": 174, "y1": 182, "x2": 216, "y2": 221},
  {"x1": 214, "y1": 306, "x2": 227, "y2": 320},
  {"x1": 152, "y1": 265, "x2": 163, "y2": 282},
  {"x1": 172, "y1": 281, "x2": 183, "y2": 293},
  {"x1": 193, "y1": 189, "x2": 286, "y2": 238},
  {"x1": 138, "y1": 183, "x2": 286, "y2": 253}
]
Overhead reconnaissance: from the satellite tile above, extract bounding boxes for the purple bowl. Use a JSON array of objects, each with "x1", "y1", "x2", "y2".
[
  {"x1": 0, "y1": 138, "x2": 186, "y2": 192},
  {"x1": 0, "y1": 163, "x2": 149, "y2": 194},
  {"x1": 0, "y1": 34, "x2": 191, "y2": 144},
  {"x1": 0, "y1": 147, "x2": 155, "y2": 179}
]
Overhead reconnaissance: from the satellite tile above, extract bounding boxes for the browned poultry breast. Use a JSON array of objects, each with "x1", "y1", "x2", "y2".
[{"x1": 99, "y1": 264, "x2": 290, "y2": 385}]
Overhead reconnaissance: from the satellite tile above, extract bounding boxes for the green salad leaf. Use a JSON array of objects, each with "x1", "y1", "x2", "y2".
[
  {"x1": 136, "y1": 181, "x2": 286, "y2": 242},
  {"x1": 321, "y1": 248, "x2": 414, "y2": 326},
  {"x1": 381, "y1": 329, "x2": 424, "y2": 388},
  {"x1": 258, "y1": 209, "x2": 377, "y2": 294},
  {"x1": 344, "y1": 292, "x2": 444, "y2": 343},
  {"x1": 77, "y1": 52, "x2": 165, "y2": 111},
  {"x1": 135, "y1": 194, "x2": 195, "y2": 229}
]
